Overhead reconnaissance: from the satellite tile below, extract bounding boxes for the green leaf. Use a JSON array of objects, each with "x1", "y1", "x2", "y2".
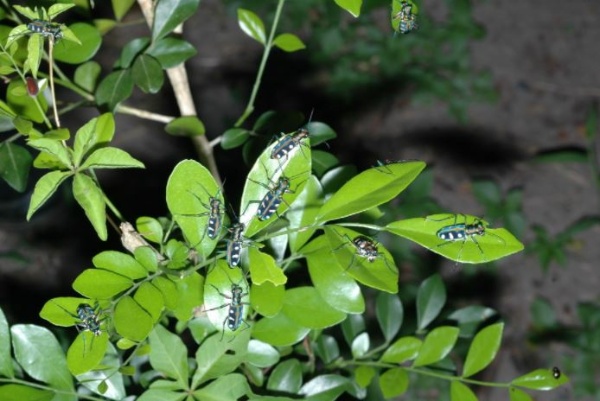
[
  {"x1": 376, "y1": 293, "x2": 403, "y2": 341},
  {"x1": 132, "y1": 54, "x2": 164, "y2": 94},
  {"x1": 54, "y1": 23, "x2": 102, "y2": 64},
  {"x1": 27, "y1": 170, "x2": 71, "y2": 220},
  {"x1": 172, "y1": 272, "x2": 203, "y2": 321},
  {"x1": 13, "y1": 6, "x2": 39, "y2": 20},
  {"x1": 379, "y1": 368, "x2": 408, "y2": 398},
  {"x1": 26, "y1": 33, "x2": 42, "y2": 78},
  {"x1": 248, "y1": 248, "x2": 287, "y2": 286},
  {"x1": 247, "y1": 339, "x2": 280, "y2": 368},
  {"x1": 72, "y1": 113, "x2": 115, "y2": 166},
  {"x1": 413, "y1": 326, "x2": 460, "y2": 367},
  {"x1": 380, "y1": 336, "x2": 422, "y2": 363},
  {"x1": 267, "y1": 359, "x2": 302, "y2": 393},
  {"x1": 311, "y1": 150, "x2": 339, "y2": 177},
  {"x1": 92, "y1": 251, "x2": 148, "y2": 280},
  {"x1": 299, "y1": 375, "x2": 351, "y2": 399},
  {"x1": 386, "y1": 214, "x2": 525, "y2": 264},
  {"x1": 137, "y1": 389, "x2": 185, "y2": 401},
  {"x1": 306, "y1": 235, "x2": 365, "y2": 314},
  {"x1": 39, "y1": 297, "x2": 88, "y2": 327},
  {"x1": 153, "y1": 0, "x2": 201, "y2": 41},
  {"x1": 351, "y1": 332, "x2": 369, "y2": 358},
  {"x1": 511, "y1": 368, "x2": 569, "y2": 390},
  {"x1": 136, "y1": 216, "x2": 164, "y2": 243},
  {"x1": 147, "y1": 37, "x2": 197, "y2": 68},
  {"x1": 193, "y1": 373, "x2": 251, "y2": 401},
  {"x1": 95, "y1": 69, "x2": 134, "y2": 111},
  {"x1": 273, "y1": 33, "x2": 305, "y2": 52},
  {"x1": 11, "y1": 325, "x2": 73, "y2": 391},
  {"x1": 77, "y1": 342, "x2": 126, "y2": 399},
  {"x1": 112, "y1": 0, "x2": 136, "y2": 20},
  {"x1": 237, "y1": 9, "x2": 266, "y2": 45},
  {"x1": 72, "y1": 269, "x2": 133, "y2": 298},
  {"x1": 114, "y1": 296, "x2": 154, "y2": 342},
  {"x1": 116, "y1": 38, "x2": 150, "y2": 69},
  {"x1": 250, "y1": 281, "x2": 284, "y2": 317},
  {"x1": 152, "y1": 276, "x2": 179, "y2": 310},
  {"x1": 165, "y1": 116, "x2": 205, "y2": 137},
  {"x1": 135, "y1": 246, "x2": 159, "y2": 273},
  {"x1": 135, "y1": 282, "x2": 165, "y2": 322},
  {"x1": 416, "y1": 274, "x2": 446, "y2": 331},
  {"x1": 324, "y1": 227, "x2": 398, "y2": 293},
  {"x1": 72, "y1": 173, "x2": 107, "y2": 240},
  {"x1": 288, "y1": 175, "x2": 322, "y2": 252},
  {"x1": 451, "y1": 381, "x2": 478, "y2": 401},
  {"x1": 317, "y1": 161, "x2": 426, "y2": 222},
  {"x1": 341, "y1": 314, "x2": 365, "y2": 348},
  {"x1": 67, "y1": 331, "x2": 109, "y2": 375},
  {"x1": 80, "y1": 147, "x2": 145, "y2": 170},
  {"x1": 221, "y1": 128, "x2": 250, "y2": 149},
  {"x1": 0, "y1": 385, "x2": 53, "y2": 401},
  {"x1": 0, "y1": 142, "x2": 32, "y2": 192},
  {"x1": 28, "y1": 138, "x2": 72, "y2": 168},
  {"x1": 509, "y1": 387, "x2": 533, "y2": 401},
  {"x1": 191, "y1": 329, "x2": 250, "y2": 386},
  {"x1": 447, "y1": 306, "x2": 497, "y2": 338},
  {"x1": 282, "y1": 287, "x2": 346, "y2": 329},
  {"x1": 533, "y1": 148, "x2": 588, "y2": 163},
  {"x1": 252, "y1": 312, "x2": 309, "y2": 347},
  {"x1": 354, "y1": 365, "x2": 375, "y2": 388},
  {"x1": 48, "y1": 4, "x2": 76, "y2": 19},
  {"x1": 334, "y1": 0, "x2": 362, "y2": 17},
  {"x1": 0, "y1": 308, "x2": 13, "y2": 378},
  {"x1": 462, "y1": 323, "x2": 503, "y2": 377},
  {"x1": 149, "y1": 325, "x2": 189, "y2": 384},
  {"x1": 166, "y1": 160, "x2": 223, "y2": 259}
]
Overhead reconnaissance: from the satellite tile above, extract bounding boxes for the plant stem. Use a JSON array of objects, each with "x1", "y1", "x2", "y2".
[
  {"x1": 136, "y1": 0, "x2": 222, "y2": 186},
  {"x1": 234, "y1": 0, "x2": 286, "y2": 128},
  {"x1": 0, "y1": 378, "x2": 106, "y2": 401},
  {"x1": 116, "y1": 104, "x2": 175, "y2": 124},
  {"x1": 48, "y1": 38, "x2": 60, "y2": 127}
]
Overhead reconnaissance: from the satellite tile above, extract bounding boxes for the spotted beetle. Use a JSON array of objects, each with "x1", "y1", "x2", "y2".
[
  {"x1": 393, "y1": 1, "x2": 418, "y2": 34},
  {"x1": 430, "y1": 214, "x2": 505, "y2": 262}
]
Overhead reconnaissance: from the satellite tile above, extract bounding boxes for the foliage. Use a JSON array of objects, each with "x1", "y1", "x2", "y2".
[
  {"x1": 0, "y1": 0, "x2": 568, "y2": 400},
  {"x1": 225, "y1": 0, "x2": 496, "y2": 121},
  {"x1": 529, "y1": 298, "x2": 600, "y2": 399}
]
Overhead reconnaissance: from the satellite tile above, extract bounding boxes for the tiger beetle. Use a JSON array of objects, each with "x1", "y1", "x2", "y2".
[
  {"x1": 334, "y1": 232, "x2": 396, "y2": 272},
  {"x1": 7, "y1": 19, "x2": 63, "y2": 47},
  {"x1": 393, "y1": 1, "x2": 418, "y2": 34},
  {"x1": 226, "y1": 222, "x2": 251, "y2": 268},
  {"x1": 270, "y1": 127, "x2": 311, "y2": 161},
  {"x1": 205, "y1": 280, "x2": 250, "y2": 341},
  {"x1": 182, "y1": 186, "x2": 224, "y2": 241},
  {"x1": 429, "y1": 214, "x2": 505, "y2": 262},
  {"x1": 246, "y1": 164, "x2": 306, "y2": 221},
  {"x1": 55, "y1": 302, "x2": 105, "y2": 355},
  {"x1": 375, "y1": 159, "x2": 418, "y2": 175}
]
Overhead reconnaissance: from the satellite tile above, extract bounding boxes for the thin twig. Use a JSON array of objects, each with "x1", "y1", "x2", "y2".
[
  {"x1": 48, "y1": 37, "x2": 60, "y2": 127},
  {"x1": 116, "y1": 104, "x2": 175, "y2": 123}
]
